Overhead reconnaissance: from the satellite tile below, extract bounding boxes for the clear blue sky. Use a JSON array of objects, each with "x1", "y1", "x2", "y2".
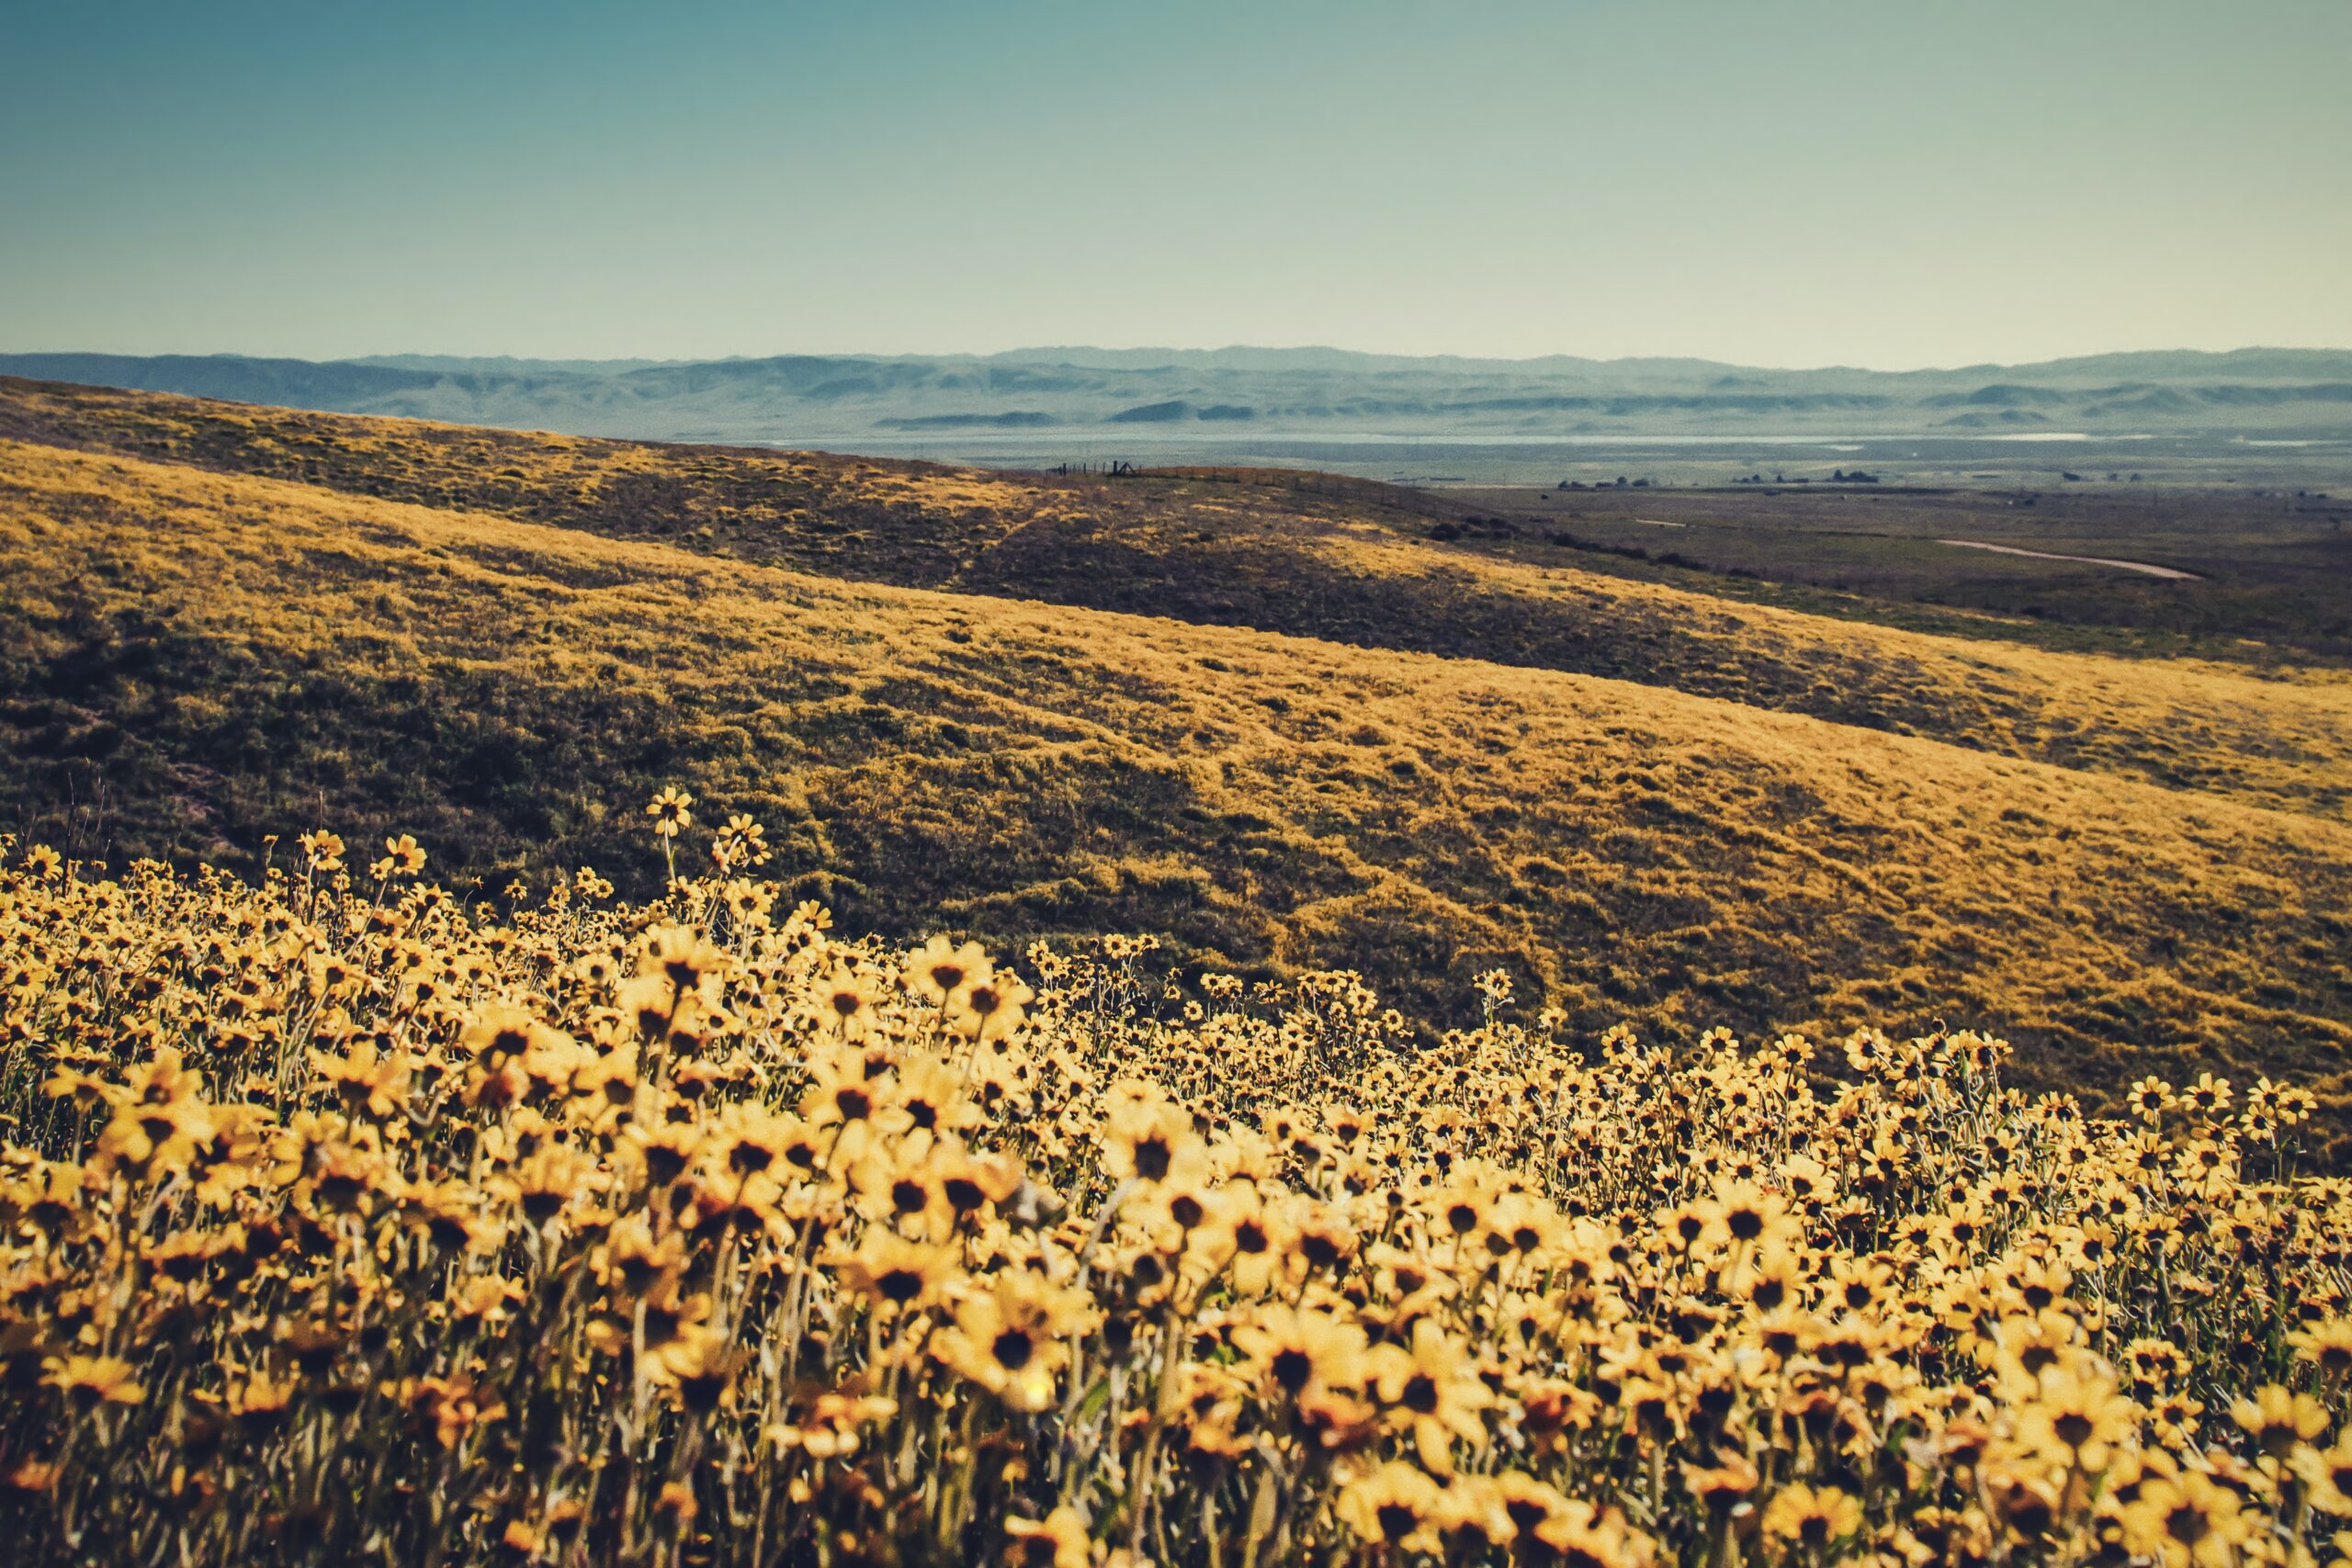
[{"x1": 3, "y1": 0, "x2": 2346, "y2": 368}]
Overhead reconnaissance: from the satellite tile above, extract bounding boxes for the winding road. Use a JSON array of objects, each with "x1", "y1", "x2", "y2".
[{"x1": 1935, "y1": 538, "x2": 2202, "y2": 581}]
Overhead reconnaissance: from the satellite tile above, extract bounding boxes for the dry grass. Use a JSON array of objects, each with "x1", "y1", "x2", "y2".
[
  {"x1": 1000, "y1": 510, "x2": 2352, "y2": 822},
  {"x1": 3, "y1": 441, "x2": 2349, "y2": 1155},
  {"x1": 7, "y1": 378, "x2": 2348, "y2": 824}
]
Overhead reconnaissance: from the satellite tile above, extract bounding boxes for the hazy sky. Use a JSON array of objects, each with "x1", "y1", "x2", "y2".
[{"x1": 4, "y1": 1, "x2": 2347, "y2": 368}]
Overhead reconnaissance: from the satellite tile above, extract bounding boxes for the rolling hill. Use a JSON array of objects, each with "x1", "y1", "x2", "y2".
[
  {"x1": 8, "y1": 377, "x2": 2350, "y2": 816},
  {"x1": 4, "y1": 379, "x2": 2351, "y2": 1152}
]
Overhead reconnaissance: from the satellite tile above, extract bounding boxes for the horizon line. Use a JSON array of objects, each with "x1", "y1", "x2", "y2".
[{"x1": 7, "y1": 342, "x2": 2352, "y2": 379}]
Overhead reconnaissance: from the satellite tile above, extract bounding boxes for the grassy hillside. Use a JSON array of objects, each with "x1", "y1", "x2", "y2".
[
  {"x1": 5, "y1": 437, "x2": 2351, "y2": 1152},
  {"x1": 7, "y1": 378, "x2": 2352, "y2": 824}
]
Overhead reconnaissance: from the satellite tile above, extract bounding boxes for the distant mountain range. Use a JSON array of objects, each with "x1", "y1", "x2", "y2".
[{"x1": 4, "y1": 345, "x2": 2349, "y2": 446}]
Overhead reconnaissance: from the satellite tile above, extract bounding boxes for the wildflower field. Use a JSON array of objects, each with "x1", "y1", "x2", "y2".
[
  {"x1": 4, "y1": 378, "x2": 2352, "y2": 1563},
  {"x1": 4, "y1": 806, "x2": 2351, "y2": 1567}
]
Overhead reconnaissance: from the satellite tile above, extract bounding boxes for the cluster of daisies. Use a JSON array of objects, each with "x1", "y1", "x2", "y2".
[{"x1": 0, "y1": 794, "x2": 2346, "y2": 1567}]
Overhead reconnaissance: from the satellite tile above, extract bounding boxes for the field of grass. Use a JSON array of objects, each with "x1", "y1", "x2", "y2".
[
  {"x1": 1450, "y1": 479, "x2": 2352, "y2": 662},
  {"x1": 8, "y1": 379, "x2": 2352, "y2": 826},
  {"x1": 4, "y1": 434, "x2": 2351, "y2": 1155}
]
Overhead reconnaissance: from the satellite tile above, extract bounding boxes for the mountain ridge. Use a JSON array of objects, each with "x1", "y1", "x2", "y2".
[{"x1": 6, "y1": 345, "x2": 2349, "y2": 449}]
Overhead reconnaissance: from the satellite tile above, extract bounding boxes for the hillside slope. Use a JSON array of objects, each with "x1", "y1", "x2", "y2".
[
  {"x1": 5, "y1": 439, "x2": 2350, "y2": 1145},
  {"x1": 6, "y1": 378, "x2": 2349, "y2": 820}
]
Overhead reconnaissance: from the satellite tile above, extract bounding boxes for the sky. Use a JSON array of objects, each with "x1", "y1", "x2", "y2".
[{"x1": 3, "y1": 0, "x2": 2347, "y2": 370}]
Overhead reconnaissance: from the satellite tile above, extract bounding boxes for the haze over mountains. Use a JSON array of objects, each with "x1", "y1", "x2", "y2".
[{"x1": 5, "y1": 345, "x2": 2349, "y2": 449}]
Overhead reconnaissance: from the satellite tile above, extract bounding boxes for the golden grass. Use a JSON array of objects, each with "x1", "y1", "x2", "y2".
[
  {"x1": 1267, "y1": 525, "x2": 2352, "y2": 823},
  {"x1": 7, "y1": 378, "x2": 2347, "y2": 822},
  {"x1": 3, "y1": 441, "x2": 2348, "y2": 1152}
]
